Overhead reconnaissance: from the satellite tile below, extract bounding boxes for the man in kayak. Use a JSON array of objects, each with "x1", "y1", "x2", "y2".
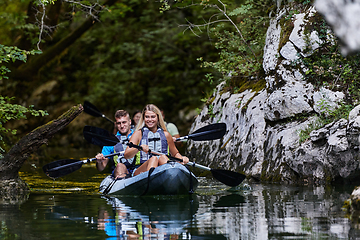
[
  {"x1": 160, "y1": 109, "x2": 180, "y2": 140},
  {"x1": 124, "y1": 104, "x2": 189, "y2": 176},
  {"x1": 95, "y1": 110, "x2": 134, "y2": 179}
]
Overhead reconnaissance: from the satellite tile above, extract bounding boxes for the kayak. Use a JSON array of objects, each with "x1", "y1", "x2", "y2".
[{"x1": 99, "y1": 162, "x2": 198, "y2": 195}]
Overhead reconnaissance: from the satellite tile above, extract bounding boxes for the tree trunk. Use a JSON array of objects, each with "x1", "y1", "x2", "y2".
[{"x1": 0, "y1": 104, "x2": 83, "y2": 201}]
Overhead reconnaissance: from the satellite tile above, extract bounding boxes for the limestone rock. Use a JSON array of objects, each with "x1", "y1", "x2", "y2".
[
  {"x1": 187, "y1": 5, "x2": 360, "y2": 185},
  {"x1": 345, "y1": 186, "x2": 360, "y2": 212},
  {"x1": 289, "y1": 7, "x2": 322, "y2": 57}
]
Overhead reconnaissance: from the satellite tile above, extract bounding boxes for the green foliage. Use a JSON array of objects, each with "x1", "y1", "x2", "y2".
[
  {"x1": 282, "y1": 13, "x2": 360, "y2": 143},
  {"x1": 39, "y1": 0, "x2": 219, "y2": 119},
  {"x1": 158, "y1": 0, "x2": 179, "y2": 13},
  {"x1": 0, "y1": 32, "x2": 44, "y2": 158},
  {"x1": 0, "y1": 96, "x2": 48, "y2": 158},
  {"x1": 0, "y1": 0, "x2": 220, "y2": 134},
  {"x1": 229, "y1": 4, "x2": 254, "y2": 16},
  {"x1": 38, "y1": 0, "x2": 56, "y2": 5},
  {"x1": 0, "y1": 44, "x2": 41, "y2": 80},
  {"x1": 298, "y1": 102, "x2": 353, "y2": 144},
  {"x1": 294, "y1": 0, "x2": 313, "y2": 4},
  {"x1": 285, "y1": 9, "x2": 299, "y2": 20},
  {"x1": 296, "y1": 16, "x2": 360, "y2": 102},
  {"x1": 179, "y1": 0, "x2": 272, "y2": 94}
]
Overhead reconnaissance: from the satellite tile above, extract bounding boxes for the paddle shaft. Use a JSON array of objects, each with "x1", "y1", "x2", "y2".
[
  {"x1": 48, "y1": 151, "x2": 124, "y2": 172},
  {"x1": 101, "y1": 114, "x2": 114, "y2": 124},
  {"x1": 149, "y1": 150, "x2": 211, "y2": 171},
  {"x1": 128, "y1": 142, "x2": 212, "y2": 170},
  {"x1": 186, "y1": 162, "x2": 211, "y2": 171},
  {"x1": 83, "y1": 101, "x2": 114, "y2": 124},
  {"x1": 148, "y1": 149, "x2": 211, "y2": 171},
  {"x1": 127, "y1": 142, "x2": 182, "y2": 162}
]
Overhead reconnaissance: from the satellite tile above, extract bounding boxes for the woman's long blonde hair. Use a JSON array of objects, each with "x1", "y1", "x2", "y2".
[{"x1": 135, "y1": 104, "x2": 168, "y2": 132}]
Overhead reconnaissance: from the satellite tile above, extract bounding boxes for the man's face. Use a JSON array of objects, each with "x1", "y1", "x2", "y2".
[{"x1": 115, "y1": 116, "x2": 131, "y2": 135}]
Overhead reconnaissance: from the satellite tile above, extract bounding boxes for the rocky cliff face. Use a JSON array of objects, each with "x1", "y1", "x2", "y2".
[{"x1": 187, "y1": 5, "x2": 360, "y2": 185}]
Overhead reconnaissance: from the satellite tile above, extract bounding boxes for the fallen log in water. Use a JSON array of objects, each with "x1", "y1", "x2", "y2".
[{"x1": 0, "y1": 104, "x2": 83, "y2": 203}]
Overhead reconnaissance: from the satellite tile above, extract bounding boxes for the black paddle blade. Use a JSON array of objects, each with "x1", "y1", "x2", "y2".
[
  {"x1": 42, "y1": 159, "x2": 83, "y2": 179},
  {"x1": 189, "y1": 123, "x2": 227, "y2": 141},
  {"x1": 83, "y1": 101, "x2": 103, "y2": 117},
  {"x1": 210, "y1": 169, "x2": 246, "y2": 187},
  {"x1": 83, "y1": 125, "x2": 119, "y2": 147}
]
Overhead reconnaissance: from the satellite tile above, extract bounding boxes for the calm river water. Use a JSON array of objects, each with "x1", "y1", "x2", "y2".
[{"x1": 1, "y1": 158, "x2": 360, "y2": 239}]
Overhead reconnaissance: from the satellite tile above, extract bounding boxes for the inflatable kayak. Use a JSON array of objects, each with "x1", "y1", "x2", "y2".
[{"x1": 99, "y1": 162, "x2": 198, "y2": 195}]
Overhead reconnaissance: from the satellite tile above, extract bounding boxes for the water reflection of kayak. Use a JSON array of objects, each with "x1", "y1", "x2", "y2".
[
  {"x1": 102, "y1": 195, "x2": 199, "y2": 239},
  {"x1": 104, "y1": 195, "x2": 199, "y2": 222},
  {"x1": 99, "y1": 162, "x2": 198, "y2": 196}
]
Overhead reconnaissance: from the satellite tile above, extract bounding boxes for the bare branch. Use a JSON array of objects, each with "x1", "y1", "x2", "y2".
[
  {"x1": 64, "y1": 0, "x2": 107, "y2": 20},
  {"x1": 37, "y1": 2, "x2": 46, "y2": 50},
  {"x1": 34, "y1": 0, "x2": 108, "y2": 50},
  {"x1": 177, "y1": 0, "x2": 259, "y2": 64},
  {"x1": 179, "y1": 19, "x2": 229, "y2": 36}
]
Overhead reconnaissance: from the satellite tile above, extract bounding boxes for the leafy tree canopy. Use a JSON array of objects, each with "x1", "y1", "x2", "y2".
[
  {"x1": 0, "y1": 0, "x2": 298, "y2": 150},
  {"x1": 0, "y1": 0, "x2": 224, "y2": 149},
  {"x1": 0, "y1": 44, "x2": 47, "y2": 158}
]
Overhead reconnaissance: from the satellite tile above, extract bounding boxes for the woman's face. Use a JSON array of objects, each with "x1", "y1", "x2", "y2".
[
  {"x1": 144, "y1": 110, "x2": 158, "y2": 130},
  {"x1": 133, "y1": 112, "x2": 141, "y2": 125}
]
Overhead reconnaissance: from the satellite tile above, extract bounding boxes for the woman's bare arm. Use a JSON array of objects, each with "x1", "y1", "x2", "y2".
[{"x1": 124, "y1": 130, "x2": 142, "y2": 159}]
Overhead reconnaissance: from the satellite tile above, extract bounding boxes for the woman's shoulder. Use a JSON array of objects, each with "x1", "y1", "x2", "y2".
[
  {"x1": 163, "y1": 130, "x2": 172, "y2": 138},
  {"x1": 131, "y1": 129, "x2": 142, "y2": 138}
]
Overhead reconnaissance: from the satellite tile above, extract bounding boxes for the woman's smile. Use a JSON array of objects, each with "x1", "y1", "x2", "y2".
[{"x1": 144, "y1": 110, "x2": 158, "y2": 130}]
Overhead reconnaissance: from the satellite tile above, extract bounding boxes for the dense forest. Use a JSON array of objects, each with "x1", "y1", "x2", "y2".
[
  {"x1": 1, "y1": 0, "x2": 271, "y2": 154},
  {"x1": 5, "y1": 0, "x2": 359, "y2": 158}
]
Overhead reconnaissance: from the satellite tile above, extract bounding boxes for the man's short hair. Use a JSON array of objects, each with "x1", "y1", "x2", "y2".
[{"x1": 115, "y1": 110, "x2": 130, "y2": 119}]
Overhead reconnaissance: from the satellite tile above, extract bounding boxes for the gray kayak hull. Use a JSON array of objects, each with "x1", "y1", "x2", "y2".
[{"x1": 99, "y1": 162, "x2": 198, "y2": 195}]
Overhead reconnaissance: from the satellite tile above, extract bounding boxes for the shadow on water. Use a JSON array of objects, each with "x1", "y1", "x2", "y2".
[
  {"x1": 0, "y1": 192, "x2": 228, "y2": 239},
  {"x1": 3, "y1": 158, "x2": 360, "y2": 239},
  {"x1": 212, "y1": 193, "x2": 245, "y2": 208},
  {"x1": 0, "y1": 160, "x2": 230, "y2": 239}
]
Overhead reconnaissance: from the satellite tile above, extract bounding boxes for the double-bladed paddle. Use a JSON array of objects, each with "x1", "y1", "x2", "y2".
[
  {"x1": 83, "y1": 101, "x2": 114, "y2": 124},
  {"x1": 42, "y1": 151, "x2": 124, "y2": 179},
  {"x1": 175, "y1": 123, "x2": 226, "y2": 142},
  {"x1": 126, "y1": 142, "x2": 245, "y2": 187},
  {"x1": 83, "y1": 125, "x2": 119, "y2": 147},
  {"x1": 42, "y1": 125, "x2": 126, "y2": 179},
  {"x1": 43, "y1": 126, "x2": 129, "y2": 178},
  {"x1": 83, "y1": 101, "x2": 227, "y2": 141},
  {"x1": 82, "y1": 125, "x2": 246, "y2": 187},
  {"x1": 82, "y1": 123, "x2": 226, "y2": 147}
]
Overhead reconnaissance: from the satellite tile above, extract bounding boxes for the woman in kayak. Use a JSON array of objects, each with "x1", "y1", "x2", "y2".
[{"x1": 124, "y1": 104, "x2": 189, "y2": 176}]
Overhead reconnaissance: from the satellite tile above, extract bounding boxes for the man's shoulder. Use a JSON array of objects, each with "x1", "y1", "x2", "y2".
[
  {"x1": 166, "y1": 122, "x2": 178, "y2": 130},
  {"x1": 166, "y1": 122, "x2": 179, "y2": 135}
]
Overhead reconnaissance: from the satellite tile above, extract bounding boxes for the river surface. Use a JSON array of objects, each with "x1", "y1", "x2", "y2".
[{"x1": 1, "y1": 158, "x2": 360, "y2": 240}]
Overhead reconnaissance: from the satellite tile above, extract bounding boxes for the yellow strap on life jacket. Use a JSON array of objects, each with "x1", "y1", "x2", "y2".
[
  {"x1": 136, "y1": 222, "x2": 143, "y2": 239},
  {"x1": 135, "y1": 151, "x2": 141, "y2": 165}
]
